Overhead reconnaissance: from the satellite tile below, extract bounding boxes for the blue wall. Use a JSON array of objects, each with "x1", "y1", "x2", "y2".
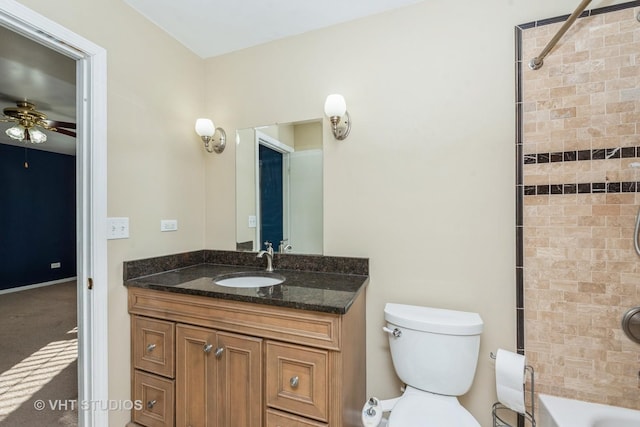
[{"x1": 0, "y1": 144, "x2": 76, "y2": 290}]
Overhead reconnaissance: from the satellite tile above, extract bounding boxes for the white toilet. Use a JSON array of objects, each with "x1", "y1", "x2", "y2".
[{"x1": 363, "y1": 303, "x2": 483, "y2": 427}]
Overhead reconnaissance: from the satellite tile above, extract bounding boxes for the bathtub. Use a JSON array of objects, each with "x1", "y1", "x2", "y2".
[{"x1": 539, "y1": 394, "x2": 640, "y2": 427}]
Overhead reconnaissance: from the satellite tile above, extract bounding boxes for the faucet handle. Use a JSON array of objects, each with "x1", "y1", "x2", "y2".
[
  {"x1": 264, "y1": 241, "x2": 273, "y2": 250},
  {"x1": 279, "y1": 239, "x2": 293, "y2": 253}
]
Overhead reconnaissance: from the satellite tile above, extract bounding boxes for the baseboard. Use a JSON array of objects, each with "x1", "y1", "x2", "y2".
[{"x1": 0, "y1": 277, "x2": 77, "y2": 295}]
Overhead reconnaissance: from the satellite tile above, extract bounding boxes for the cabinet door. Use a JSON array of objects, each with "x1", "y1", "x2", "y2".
[
  {"x1": 215, "y1": 331, "x2": 263, "y2": 427},
  {"x1": 176, "y1": 324, "x2": 217, "y2": 427}
]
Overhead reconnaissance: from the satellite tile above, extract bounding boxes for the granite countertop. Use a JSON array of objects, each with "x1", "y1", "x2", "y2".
[{"x1": 124, "y1": 250, "x2": 369, "y2": 315}]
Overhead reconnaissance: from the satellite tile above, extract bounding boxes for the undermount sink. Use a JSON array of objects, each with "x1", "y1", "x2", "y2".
[{"x1": 213, "y1": 272, "x2": 285, "y2": 288}]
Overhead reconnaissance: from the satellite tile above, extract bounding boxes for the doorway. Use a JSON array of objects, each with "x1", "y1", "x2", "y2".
[
  {"x1": 0, "y1": 1, "x2": 108, "y2": 426},
  {"x1": 255, "y1": 131, "x2": 293, "y2": 252},
  {"x1": 259, "y1": 144, "x2": 284, "y2": 249}
]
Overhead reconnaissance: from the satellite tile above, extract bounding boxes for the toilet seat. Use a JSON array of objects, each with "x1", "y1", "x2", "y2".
[{"x1": 387, "y1": 389, "x2": 480, "y2": 427}]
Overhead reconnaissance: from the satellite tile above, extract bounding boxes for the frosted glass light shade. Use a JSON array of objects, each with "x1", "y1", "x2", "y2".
[
  {"x1": 29, "y1": 128, "x2": 47, "y2": 144},
  {"x1": 195, "y1": 118, "x2": 215, "y2": 137},
  {"x1": 5, "y1": 125, "x2": 25, "y2": 140},
  {"x1": 324, "y1": 94, "x2": 347, "y2": 117}
]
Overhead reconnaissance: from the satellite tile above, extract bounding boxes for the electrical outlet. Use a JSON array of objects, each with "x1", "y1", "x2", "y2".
[
  {"x1": 248, "y1": 215, "x2": 257, "y2": 228},
  {"x1": 161, "y1": 219, "x2": 178, "y2": 232}
]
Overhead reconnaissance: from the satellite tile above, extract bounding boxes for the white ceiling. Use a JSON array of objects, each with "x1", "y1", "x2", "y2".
[
  {"x1": 123, "y1": 0, "x2": 425, "y2": 58},
  {"x1": 1, "y1": 1, "x2": 424, "y2": 155}
]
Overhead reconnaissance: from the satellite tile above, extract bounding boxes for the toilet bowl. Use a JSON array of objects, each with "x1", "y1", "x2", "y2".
[
  {"x1": 362, "y1": 303, "x2": 483, "y2": 427},
  {"x1": 387, "y1": 386, "x2": 479, "y2": 427}
]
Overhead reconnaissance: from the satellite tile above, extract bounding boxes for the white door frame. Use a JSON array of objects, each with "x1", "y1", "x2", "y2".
[{"x1": 0, "y1": 1, "x2": 108, "y2": 426}]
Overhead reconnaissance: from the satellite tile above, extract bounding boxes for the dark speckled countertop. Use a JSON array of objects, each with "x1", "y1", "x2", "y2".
[{"x1": 124, "y1": 250, "x2": 369, "y2": 314}]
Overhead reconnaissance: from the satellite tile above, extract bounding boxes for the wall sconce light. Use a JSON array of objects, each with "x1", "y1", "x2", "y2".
[
  {"x1": 324, "y1": 94, "x2": 351, "y2": 140},
  {"x1": 195, "y1": 118, "x2": 226, "y2": 153}
]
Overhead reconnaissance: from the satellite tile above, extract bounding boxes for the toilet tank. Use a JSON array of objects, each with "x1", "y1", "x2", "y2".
[{"x1": 384, "y1": 303, "x2": 483, "y2": 396}]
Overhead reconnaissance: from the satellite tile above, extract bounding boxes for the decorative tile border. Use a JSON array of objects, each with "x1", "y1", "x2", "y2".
[
  {"x1": 524, "y1": 146, "x2": 640, "y2": 164},
  {"x1": 516, "y1": 0, "x2": 640, "y2": 30},
  {"x1": 524, "y1": 181, "x2": 639, "y2": 196},
  {"x1": 522, "y1": 144, "x2": 640, "y2": 196}
]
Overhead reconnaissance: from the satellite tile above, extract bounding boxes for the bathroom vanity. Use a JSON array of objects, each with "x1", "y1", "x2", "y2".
[{"x1": 124, "y1": 250, "x2": 368, "y2": 427}]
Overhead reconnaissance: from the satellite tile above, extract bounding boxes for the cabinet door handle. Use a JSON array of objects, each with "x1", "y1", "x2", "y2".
[
  {"x1": 290, "y1": 376, "x2": 299, "y2": 389},
  {"x1": 146, "y1": 343, "x2": 156, "y2": 352},
  {"x1": 215, "y1": 347, "x2": 224, "y2": 359},
  {"x1": 203, "y1": 344, "x2": 213, "y2": 353},
  {"x1": 147, "y1": 399, "x2": 157, "y2": 409}
]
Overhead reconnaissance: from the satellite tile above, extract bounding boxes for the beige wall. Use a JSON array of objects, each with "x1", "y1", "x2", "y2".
[
  {"x1": 235, "y1": 127, "x2": 257, "y2": 248},
  {"x1": 522, "y1": 5, "x2": 640, "y2": 410},
  {"x1": 295, "y1": 121, "x2": 322, "y2": 151},
  {"x1": 14, "y1": 1, "x2": 207, "y2": 426},
  {"x1": 203, "y1": 1, "x2": 632, "y2": 425},
  {"x1": 8, "y1": 0, "x2": 632, "y2": 426}
]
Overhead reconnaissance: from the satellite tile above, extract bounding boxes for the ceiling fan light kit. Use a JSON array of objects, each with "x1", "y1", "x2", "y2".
[
  {"x1": 1, "y1": 100, "x2": 76, "y2": 144},
  {"x1": 28, "y1": 128, "x2": 48, "y2": 143},
  {"x1": 5, "y1": 124, "x2": 25, "y2": 140}
]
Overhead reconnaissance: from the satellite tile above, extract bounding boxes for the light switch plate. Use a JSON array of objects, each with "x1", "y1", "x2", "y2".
[
  {"x1": 161, "y1": 219, "x2": 178, "y2": 232},
  {"x1": 107, "y1": 217, "x2": 129, "y2": 239}
]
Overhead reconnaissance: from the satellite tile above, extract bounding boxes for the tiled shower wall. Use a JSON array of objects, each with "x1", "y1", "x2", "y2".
[{"x1": 517, "y1": 2, "x2": 640, "y2": 409}]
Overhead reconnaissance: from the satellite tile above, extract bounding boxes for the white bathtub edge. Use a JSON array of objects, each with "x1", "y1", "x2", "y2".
[{"x1": 538, "y1": 394, "x2": 640, "y2": 427}]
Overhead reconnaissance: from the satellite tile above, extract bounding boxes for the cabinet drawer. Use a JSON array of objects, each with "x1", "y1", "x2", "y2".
[
  {"x1": 266, "y1": 409, "x2": 327, "y2": 427},
  {"x1": 266, "y1": 341, "x2": 328, "y2": 422},
  {"x1": 133, "y1": 316, "x2": 175, "y2": 378},
  {"x1": 133, "y1": 370, "x2": 175, "y2": 427}
]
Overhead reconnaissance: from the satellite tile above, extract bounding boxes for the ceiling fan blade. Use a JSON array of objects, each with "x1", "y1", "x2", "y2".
[
  {"x1": 43, "y1": 119, "x2": 76, "y2": 129},
  {"x1": 52, "y1": 127, "x2": 77, "y2": 138}
]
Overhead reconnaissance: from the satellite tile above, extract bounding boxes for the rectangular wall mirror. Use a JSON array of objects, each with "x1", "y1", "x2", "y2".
[{"x1": 235, "y1": 120, "x2": 323, "y2": 255}]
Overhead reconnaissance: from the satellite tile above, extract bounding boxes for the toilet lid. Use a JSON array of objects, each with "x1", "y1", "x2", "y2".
[{"x1": 387, "y1": 393, "x2": 480, "y2": 427}]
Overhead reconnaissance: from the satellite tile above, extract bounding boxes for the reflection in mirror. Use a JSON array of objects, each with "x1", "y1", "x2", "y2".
[{"x1": 236, "y1": 120, "x2": 323, "y2": 255}]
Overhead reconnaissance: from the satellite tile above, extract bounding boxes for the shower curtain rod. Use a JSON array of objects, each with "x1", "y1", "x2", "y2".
[{"x1": 529, "y1": 0, "x2": 592, "y2": 70}]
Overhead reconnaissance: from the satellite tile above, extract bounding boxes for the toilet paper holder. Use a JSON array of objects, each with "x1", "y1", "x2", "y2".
[{"x1": 490, "y1": 352, "x2": 536, "y2": 427}]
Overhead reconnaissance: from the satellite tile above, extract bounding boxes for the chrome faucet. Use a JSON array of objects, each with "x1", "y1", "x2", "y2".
[{"x1": 257, "y1": 241, "x2": 274, "y2": 272}]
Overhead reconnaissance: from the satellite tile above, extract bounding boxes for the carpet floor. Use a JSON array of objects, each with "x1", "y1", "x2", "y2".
[{"x1": 0, "y1": 281, "x2": 78, "y2": 427}]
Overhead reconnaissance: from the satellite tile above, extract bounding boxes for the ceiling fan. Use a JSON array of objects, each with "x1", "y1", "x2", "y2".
[{"x1": 1, "y1": 100, "x2": 76, "y2": 144}]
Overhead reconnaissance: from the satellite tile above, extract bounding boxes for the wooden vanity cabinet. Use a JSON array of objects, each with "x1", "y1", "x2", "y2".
[{"x1": 127, "y1": 286, "x2": 366, "y2": 427}]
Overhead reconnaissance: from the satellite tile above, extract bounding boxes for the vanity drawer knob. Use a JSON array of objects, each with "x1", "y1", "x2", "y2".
[
  {"x1": 215, "y1": 347, "x2": 224, "y2": 359},
  {"x1": 147, "y1": 399, "x2": 157, "y2": 409},
  {"x1": 204, "y1": 344, "x2": 213, "y2": 353},
  {"x1": 146, "y1": 344, "x2": 156, "y2": 352},
  {"x1": 290, "y1": 376, "x2": 299, "y2": 389}
]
